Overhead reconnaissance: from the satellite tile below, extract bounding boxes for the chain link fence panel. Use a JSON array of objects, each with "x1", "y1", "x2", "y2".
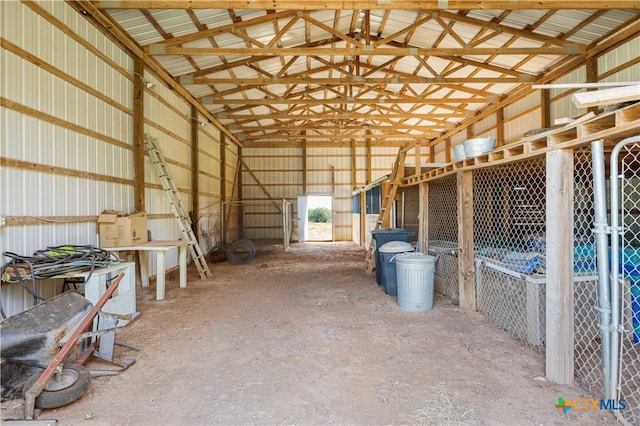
[
  {"x1": 614, "y1": 140, "x2": 640, "y2": 426},
  {"x1": 473, "y1": 157, "x2": 547, "y2": 350},
  {"x1": 573, "y1": 148, "x2": 604, "y2": 396},
  {"x1": 427, "y1": 176, "x2": 459, "y2": 301}
]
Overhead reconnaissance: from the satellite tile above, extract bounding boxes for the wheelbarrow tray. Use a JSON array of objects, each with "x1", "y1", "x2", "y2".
[{"x1": 0, "y1": 291, "x2": 92, "y2": 364}]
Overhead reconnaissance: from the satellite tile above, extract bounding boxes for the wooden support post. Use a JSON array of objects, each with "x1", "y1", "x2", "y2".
[
  {"x1": 302, "y1": 138, "x2": 307, "y2": 194},
  {"x1": 220, "y1": 134, "x2": 226, "y2": 209},
  {"x1": 414, "y1": 143, "x2": 422, "y2": 176},
  {"x1": 444, "y1": 137, "x2": 451, "y2": 163},
  {"x1": 541, "y1": 89, "x2": 551, "y2": 129},
  {"x1": 133, "y1": 59, "x2": 145, "y2": 212},
  {"x1": 220, "y1": 133, "x2": 227, "y2": 242},
  {"x1": 586, "y1": 57, "x2": 598, "y2": 115},
  {"x1": 366, "y1": 131, "x2": 372, "y2": 184},
  {"x1": 351, "y1": 139, "x2": 357, "y2": 189},
  {"x1": 191, "y1": 105, "x2": 199, "y2": 224},
  {"x1": 418, "y1": 182, "x2": 429, "y2": 253},
  {"x1": 457, "y1": 170, "x2": 476, "y2": 311},
  {"x1": 360, "y1": 191, "x2": 366, "y2": 247},
  {"x1": 545, "y1": 148, "x2": 575, "y2": 385},
  {"x1": 496, "y1": 107, "x2": 505, "y2": 148}
]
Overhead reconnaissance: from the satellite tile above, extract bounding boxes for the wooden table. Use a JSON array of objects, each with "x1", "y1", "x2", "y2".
[{"x1": 104, "y1": 241, "x2": 188, "y2": 301}]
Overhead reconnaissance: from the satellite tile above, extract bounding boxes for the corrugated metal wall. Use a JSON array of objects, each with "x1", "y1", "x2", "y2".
[
  {"x1": 504, "y1": 92, "x2": 542, "y2": 143},
  {"x1": 0, "y1": 1, "x2": 137, "y2": 316},
  {"x1": 241, "y1": 145, "x2": 400, "y2": 242},
  {"x1": 0, "y1": 1, "x2": 233, "y2": 317}
]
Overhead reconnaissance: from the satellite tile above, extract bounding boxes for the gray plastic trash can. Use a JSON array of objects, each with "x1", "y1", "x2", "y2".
[
  {"x1": 379, "y1": 241, "x2": 414, "y2": 296},
  {"x1": 396, "y1": 253, "x2": 436, "y2": 312},
  {"x1": 371, "y1": 228, "x2": 415, "y2": 285}
]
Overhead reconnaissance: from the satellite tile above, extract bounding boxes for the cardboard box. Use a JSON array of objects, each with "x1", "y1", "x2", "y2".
[{"x1": 98, "y1": 210, "x2": 148, "y2": 248}]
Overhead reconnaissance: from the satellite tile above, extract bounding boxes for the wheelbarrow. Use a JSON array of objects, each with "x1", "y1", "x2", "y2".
[{"x1": 0, "y1": 272, "x2": 139, "y2": 419}]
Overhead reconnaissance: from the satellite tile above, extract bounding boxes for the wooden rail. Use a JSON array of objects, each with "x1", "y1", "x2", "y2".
[{"x1": 401, "y1": 102, "x2": 640, "y2": 186}]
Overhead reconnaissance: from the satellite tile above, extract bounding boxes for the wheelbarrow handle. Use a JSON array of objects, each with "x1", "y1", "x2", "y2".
[{"x1": 23, "y1": 272, "x2": 125, "y2": 419}]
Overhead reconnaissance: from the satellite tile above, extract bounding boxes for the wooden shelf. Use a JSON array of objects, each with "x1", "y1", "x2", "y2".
[{"x1": 402, "y1": 102, "x2": 640, "y2": 186}]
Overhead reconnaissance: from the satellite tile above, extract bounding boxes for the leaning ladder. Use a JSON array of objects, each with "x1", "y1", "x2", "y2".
[
  {"x1": 364, "y1": 147, "x2": 408, "y2": 273},
  {"x1": 143, "y1": 134, "x2": 212, "y2": 280}
]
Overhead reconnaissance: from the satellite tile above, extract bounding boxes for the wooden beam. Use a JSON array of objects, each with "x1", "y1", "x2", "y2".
[
  {"x1": 418, "y1": 182, "x2": 429, "y2": 253},
  {"x1": 586, "y1": 56, "x2": 599, "y2": 116},
  {"x1": 456, "y1": 170, "x2": 475, "y2": 312},
  {"x1": 359, "y1": 192, "x2": 366, "y2": 247},
  {"x1": 133, "y1": 59, "x2": 145, "y2": 212},
  {"x1": 366, "y1": 133, "x2": 372, "y2": 184},
  {"x1": 545, "y1": 148, "x2": 574, "y2": 385},
  {"x1": 571, "y1": 84, "x2": 640, "y2": 108},
  {"x1": 95, "y1": 1, "x2": 639, "y2": 10},
  {"x1": 154, "y1": 46, "x2": 581, "y2": 57},
  {"x1": 191, "y1": 105, "x2": 199, "y2": 223},
  {"x1": 190, "y1": 77, "x2": 523, "y2": 85},
  {"x1": 541, "y1": 89, "x2": 551, "y2": 129},
  {"x1": 351, "y1": 140, "x2": 357, "y2": 189},
  {"x1": 302, "y1": 139, "x2": 307, "y2": 193},
  {"x1": 220, "y1": 133, "x2": 227, "y2": 233},
  {"x1": 204, "y1": 97, "x2": 489, "y2": 105},
  {"x1": 496, "y1": 107, "x2": 504, "y2": 148}
]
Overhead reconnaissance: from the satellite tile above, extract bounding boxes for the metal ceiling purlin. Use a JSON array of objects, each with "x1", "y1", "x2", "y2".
[{"x1": 92, "y1": 1, "x2": 640, "y2": 147}]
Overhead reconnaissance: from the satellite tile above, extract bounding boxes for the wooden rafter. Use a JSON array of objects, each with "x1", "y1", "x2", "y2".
[{"x1": 94, "y1": 1, "x2": 640, "y2": 10}]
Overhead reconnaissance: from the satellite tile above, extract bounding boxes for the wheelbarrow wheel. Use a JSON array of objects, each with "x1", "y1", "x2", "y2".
[{"x1": 23, "y1": 364, "x2": 91, "y2": 409}]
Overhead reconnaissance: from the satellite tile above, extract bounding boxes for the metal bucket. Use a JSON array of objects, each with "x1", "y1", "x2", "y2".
[
  {"x1": 451, "y1": 144, "x2": 466, "y2": 162},
  {"x1": 462, "y1": 137, "x2": 496, "y2": 158}
]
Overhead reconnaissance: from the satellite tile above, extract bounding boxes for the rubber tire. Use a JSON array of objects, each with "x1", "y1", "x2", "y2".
[
  {"x1": 23, "y1": 364, "x2": 91, "y2": 409},
  {"x1": 227, "y1": 239, "x2": 256, "y2": 265}
]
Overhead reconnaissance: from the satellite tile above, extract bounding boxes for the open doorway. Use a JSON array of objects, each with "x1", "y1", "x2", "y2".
[{"x1": 298, "y1": 195, "x2": 333, "y2": 242}]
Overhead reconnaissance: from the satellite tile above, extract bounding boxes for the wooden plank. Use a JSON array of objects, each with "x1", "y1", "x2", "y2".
[
  {"x1": 96, "y1": 1, "x2": 640, "y2": 9},
  {"x1": 1, "y1": 97, "x2": 132, "y2": 151},
  {"x1": 402, "y1": 105, "x2": 639, "y2": 186},
  {"x1": 545, "y1": 148, "x2": 575, "y2": 385},
  {"x1": 191, "y1": 105, "x2": 199, "y2": 221},
  {"x1": 456, "y1": 171, "x2": 475, "y2": 312},
  {"x1": 160, "y1": 46, "x2": 577, "y2": 57},
  {"x1": 0, "y1": 158, "x2": 133, "y2": 186},
  {"x1": 572, "y1": 84, "x2": 640, "y2": 108},
  {"x1": 5, "y1": 216, "x2": 99, "y2": 226},
  {"x1": 418, "y1": 183, "x2": 429, "y2": 253},
  {"x1": 133, "y1": 59, "x2": 145, "y2": 212}
]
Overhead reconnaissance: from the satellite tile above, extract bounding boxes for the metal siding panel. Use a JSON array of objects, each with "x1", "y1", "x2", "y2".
[
  {"x1": 474, "y1": 114, "x2": 498, "y2": 135},
  {"x1": 550, "y1": 67, "x2": 586, "y2": 122},
  {"x1": 505, "y1": 110, "x2": 541, "y2": 144},
  {"x1": 599, "y1": 37, "x2": 640, "y2": 82}
]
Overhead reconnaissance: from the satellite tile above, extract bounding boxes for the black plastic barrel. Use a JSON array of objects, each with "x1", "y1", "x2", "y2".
[
  {"x1": 371, "y1": 228, "x2": 415, "y2": 285},
  {"x1": 379, "y1": 241, "x2": 414, "y2": 295}
]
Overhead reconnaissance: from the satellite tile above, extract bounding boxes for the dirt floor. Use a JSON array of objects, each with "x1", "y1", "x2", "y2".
[{"x1": 1, "y1": 241, "x2": 617, "y2": 425}]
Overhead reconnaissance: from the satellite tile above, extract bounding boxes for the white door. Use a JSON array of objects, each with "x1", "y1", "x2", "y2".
[{"x1": 297, "y1": 196, "x2": 308, "y2": 242}]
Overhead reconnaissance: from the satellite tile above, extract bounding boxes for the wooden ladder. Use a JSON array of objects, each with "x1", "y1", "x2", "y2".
[
  {"x1": 364, "y1": 147, "x2": 408, "y2": 273},
  {"x1": 143, "y1": 134, "x2": 212, "y2": 280}
]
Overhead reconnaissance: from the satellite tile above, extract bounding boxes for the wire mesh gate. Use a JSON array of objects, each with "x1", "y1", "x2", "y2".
[
  {"x1": 607, "y1": 136, "x2": 640, "y2": 426},
  {"x1": 222, "y1": 200, "x2": 294, "y2": 251},
  {"x1": 427, "y1": 175, "x2": 459, "y2": 301}
]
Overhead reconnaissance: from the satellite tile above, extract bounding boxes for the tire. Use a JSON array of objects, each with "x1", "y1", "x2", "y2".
[
  {"x1": 227, "y1": 239, "x2": 256, "y2": 265},
  {"x1": 23, "y1": 364, "x2": 91, "y2": 409}
]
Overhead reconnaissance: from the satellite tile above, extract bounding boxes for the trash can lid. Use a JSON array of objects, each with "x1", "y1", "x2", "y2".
[
  {"x1": 379, "y1": 241, "x2": 414, "y2": 253},
  {"x1": 372, "y1": 228, "x2": 415, "y2": 235},
  {"x1": 395, "y1": 252, "x2": 436, "y2": 264}
]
